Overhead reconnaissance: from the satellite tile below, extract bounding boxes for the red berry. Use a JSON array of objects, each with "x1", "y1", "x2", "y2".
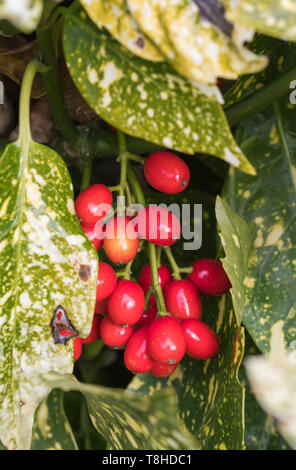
[
  {"x1": 138, "y1": 264, "x2": 172, "y2": 304},
  {"x1": 147, "y1": 316, "x2": 186, "y2": 365},
  {"x1": 124, "y1": 327, "x2": 154, "y2": 373},
  {"x1": 164, "y1": 279, "x2": 202, "y2": 321},
  {"x1": 100, "y1": 315, "x2": 134, "y2": 348},
  {"x1": 81, "y1": 314, "x2": 101, "y2": 345},
  {"x1": 81, "y1": 222, "x2": 104, "y2": 251},
  {"x1": 133, "y1": 205, "x2": 181, "y2": 246},
  {"x1": 151, "y1": 361, "x2": 177, "y2": 378},
  {"x1": 107, "y1": 280, "x2": 145, "y2": 326},
  {"x1": 189, "y1": 259, "x2": 231, "y2": 296},
  {"x1": 96, "y1": 262, "x2": 117, "y2": 301},
  {"x1": 181, "y1": 319, "x2": 219, "y2": 359},
  {"x1": 75, "y1": 184, "x2": 112, "y2": 226},
  {"x1": 104, "y1": 216, "x2": 139, "y2": 264},
  {"x1": 144, "y1": 151, "x2": 190, "y2": 194},
  {"x1": 94, "y1": 299, "x2": 108, "y2": 315},
  {"x1": 136, "y1": 303, "x2": 157, "y2": 329},
  {"x1": 74, "y1": 337, "x2": 82, "y2": 361}
]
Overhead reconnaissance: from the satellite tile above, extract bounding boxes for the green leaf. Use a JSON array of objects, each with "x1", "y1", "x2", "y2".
[
  {"x1": 42, "y1": 372, "x2": 199, "y2": 450},
  {"x1": 245, "y1": 322, "x2": 296, "y2": 449},
  {"x1": 31, "y1": 389, "x2": 78, "y2": 450},
  {"x1": 240, "y1": 333, "x2": 291, "y2": 450},
  {"x1": 222, "y1": 97, "x2": 296, "y2": 352},
  {"x1": 130, "y1": 294, "x2": 246, "y2": 450},
  {"x1": 0, "y1": 141, "x2": 98, "y2": 449},
  {"x1": 216, "y1": 196, "x2": 255, "y2": 324},
  {"x1": 126, "y1": 0, "x2": 267, "y2": 84},
  {"x1": 226, "y1": 0, "x2": 296, "y2": 42},
  {"x1": 0, "y1": 0, "x2": 43, "y2": 34},
  {"x1": 62, "y1": 8, "x2": 256, "y2": 175},
  {"x1": 224, "y1": 35, "x2": 296, "y2": 108},
  {"x1": 79, "y1": 0, "x2": 164, "y2": 62}
]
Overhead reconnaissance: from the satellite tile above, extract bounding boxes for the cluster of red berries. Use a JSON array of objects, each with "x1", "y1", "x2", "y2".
[{"x1": 72, "y1": 150, "x2": 231, "y2": 377}]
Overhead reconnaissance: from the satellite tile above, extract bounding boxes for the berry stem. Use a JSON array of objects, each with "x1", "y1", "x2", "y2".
[
  {"x1": 116, "y1": 260, "x2": 133, "y2": 280},
  {"x1": 124, "y1": 152, "x2": 145, "y2": 164},
  {"x1": 127, "y1": 162, "x2": 167, "y2": 315},
  {"x1": 149, "y1": 243, "x2": 167, "y2": 315},
  {"x1": 163, "y1": 247, "x2": 184, "y2": 280}
]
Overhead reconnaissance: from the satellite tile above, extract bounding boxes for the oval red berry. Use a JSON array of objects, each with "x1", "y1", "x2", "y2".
[
  {"x1": 107, "y1": 280, "x2": 145, "y2": 326},
  {"x1": 75, "y1": 184, "x2": 112, "y2": 226},
  {"x1": 144, "y1": 151, "x2": 190, "y2": 194},
  {"x1": 147, "y1": 315, "x2": 186, "y2": 365},
  {"x1": 151, "y1": 361, "x2": 177, "y2": 378},
  {"x1": 189, "y1": 259, "x2": 231, "y2": 296},
  {"x1": 181, "y1": 319, "x2": 219, "y2": 359},
  {"x1": 96, "y1": 262, "x2": 117, "y2": 302},
  {"x1": 104, "y1": 216, "x2": 139, "y2": 264},
  {"x1": 100, "y1": 315, "x2": 134, "y2": 349},
  {"x1": 133, "y1": 206, "x2": 181, "y2": 246},
  {"x1": 124, "y1": 327, "x2": 154, "y2": 373},
  {"x1": 164, "y1": 279, "x2": 202, "y2": 321}
]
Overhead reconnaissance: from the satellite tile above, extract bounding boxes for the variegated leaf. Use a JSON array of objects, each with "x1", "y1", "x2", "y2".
[
  {"x1": 42, "y1": 372, "x2": 199, "y2": 450},
  {"x1": 245, "y1": 322, "x2": 296, "y2": 449},
  {"x1": 130, "y1": 294, "x2": 246, "y2": 450},
  {"x1": 63, "y1": 8, "x2": 255, "y2": 174},
  {"x1": 79, "y1": 0, "x2": 164, "y2": 62},
  {"x1": 31, "y1": 389, "x2": 78, "y2": 450},
  {"x1": 0, "y1": 0, "x2": 43, "y2": 34},
  {"x1": 0, "y1": 140, "x2": 98, "y2": 449},
  {"x1": 224, "y1": 35, "x2": 296, "y2": 108},
  {"x1": 225, "y1": 0, "x2": 296, "y2": 42},
  {"x1": 126, "y1": 0, "x2": 267, "y2": 84},
  {"x1": 222, "y1": 97, "x2": 296, "y2": 352},
  {"x1": 216, "y1": 196, "x2": 255, "y2": 324},
  {"x1": 240, "y1": 333, "x2": 291, "y2": 450}
]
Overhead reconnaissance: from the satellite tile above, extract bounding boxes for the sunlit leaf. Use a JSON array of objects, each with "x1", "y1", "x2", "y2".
[
  {"x1": 0, "y1": 0, "x2": 43, "y2": 34},
  {"x1": 79, "y1": 0, "x2": 164, "y2": 62},
  {"x1": 226, "y1": 0, "x2": 296, "y2": 42},
  {"x1": 0, "y1": 140, "x2": 98, "y2": 449},
  {"x1": 63, "y1": 8, "x2": 255, "y2": 174}
]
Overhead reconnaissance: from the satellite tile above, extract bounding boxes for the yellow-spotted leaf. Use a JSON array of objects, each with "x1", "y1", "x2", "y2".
[
  {"x1": 31, "y1": 389, "x2": 78, "y2": 450},
  {"x1": 130, "y1": 295, "x2": 246, "y2": 450},
  {"x1": 62, "y1": 8, "x2": 255, "y2": 174},
  {"x1": 245, "y1": 322, "x2": 296, "y2": 449},
  {"x1": 42, "y1": 372, "x2": 199, "y2": 450},
  {"x1": 126, "y1": 0, "x2": 267, "y2": 84},
  {"x1": 216, "y1": 196, "x2": 255, "y2": 324},
  {"x1": 222, "y1": 96, "x2": 296, "y2": 352},
  {"x1": 225, "y1": 0, "x2": 296, "y2": 42},
  {"x1": 79, "y1": 0, "x2": 164, "y2": 62},
  {"x1": 0, "y1": 140, "x2": 98, "y2": 449},
  {"x1": 0, "y1": 0, "x2": 43, "y2": 34}
]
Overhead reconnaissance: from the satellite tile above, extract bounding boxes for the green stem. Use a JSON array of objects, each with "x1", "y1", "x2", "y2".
[
  {"x1": 225, "y1": 65, "x2": 296, "y2": 127},
  {"x1": 127, "y1": 162, "x2": 167, "y2": 314},
  {"x1": 125, "y1": 152, "x2": 145, "y2": 164},
  {"x1": 36, "y1": 27, "x2": 80, "y2": 150},
  {"x1": 18, "y1": 59, "x2": 50, "y2": 148},
  {"x1": 80, "y1": 157, "x2": 92, "y2": 192},
  {"x1": 163, "y1": 247, "x2": 182, "y2": 280},
  {"x1": 148, "y1": 243, "x2": 167, "y2": 315},
  {"x1": 117, "y1": 260, "x2": 133, "y2": 280},
  {"x1": 126, "y1": 161, "x2": 146, "y2": 206}
]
